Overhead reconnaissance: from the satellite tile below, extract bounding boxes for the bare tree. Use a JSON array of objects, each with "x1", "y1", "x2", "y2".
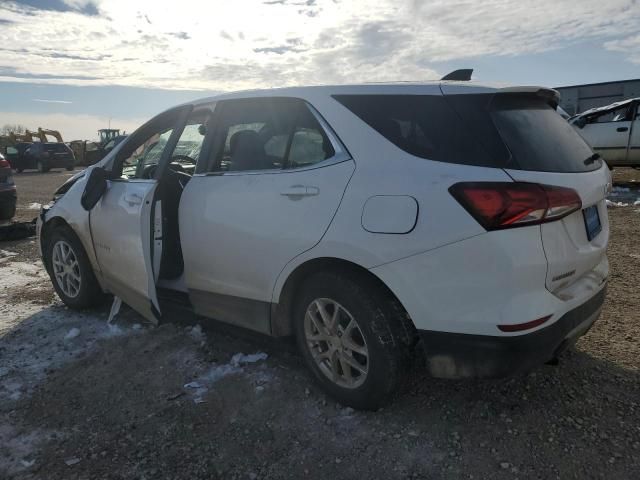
[{"x1": 0, "y1": 124, "x2": 27, "y2": 136}]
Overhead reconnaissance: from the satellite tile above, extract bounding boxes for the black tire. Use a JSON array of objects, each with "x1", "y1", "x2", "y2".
[
  {"x1": 0, "y1": 204, "x2": 16, "y2": 221},
  {"x1": 293, "y1": 271, "x2": 417, "y2": 410},
  {"x1": 66, "y1": 165, "x2": 74, "y2": 171},
  {"x1": 16, "y1": 167, "x2": 23, "y2": 173},
  {"x1": 43, "y1": 225, "x2": 106, "y2": 309}
]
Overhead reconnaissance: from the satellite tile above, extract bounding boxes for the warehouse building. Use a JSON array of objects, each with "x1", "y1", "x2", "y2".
[{"x1": 556, "y1": 78, "x2": 640, "y2": 116}]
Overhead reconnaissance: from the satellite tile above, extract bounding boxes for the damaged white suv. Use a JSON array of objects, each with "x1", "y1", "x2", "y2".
[{"x1": 38, "y1": 83, "x2": 610, "y2": 409}]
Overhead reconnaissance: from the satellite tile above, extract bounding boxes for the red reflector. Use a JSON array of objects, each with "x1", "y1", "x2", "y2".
[
  {"x1": 497, "y1": 315, "x2": 552, "y2": 332},
  {"x1": 449, "y1": 182, "x2": 582, "y2": 230}
]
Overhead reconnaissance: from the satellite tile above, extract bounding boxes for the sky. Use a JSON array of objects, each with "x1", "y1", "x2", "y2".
[{"x1": 0, "y1": 0, "x2": 639, "y2": 140}]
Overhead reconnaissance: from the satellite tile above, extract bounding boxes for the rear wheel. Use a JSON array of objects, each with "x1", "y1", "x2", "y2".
[
  {"x1": 293, "y1": 271, "x2": 416, "y2": 410},
  {"x1": 43, "y1": 226, "x2": 105, "y2": 309}
]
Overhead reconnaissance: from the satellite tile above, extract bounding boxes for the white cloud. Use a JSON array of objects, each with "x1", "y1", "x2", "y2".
[
  {"x1": 32, "y1": 99, "x2": 73, "y2": 104},
  {"x1": 0, "y1": 0, "x2": 638, "y2": 91}
]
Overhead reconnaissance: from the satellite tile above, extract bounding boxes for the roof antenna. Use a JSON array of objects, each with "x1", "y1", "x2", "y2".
[{"x1": 441, "y1": 69, "x2": 473, "y2": 81}]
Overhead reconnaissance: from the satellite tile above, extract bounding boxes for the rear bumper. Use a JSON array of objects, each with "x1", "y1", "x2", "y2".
[{"x1": 418, "y1": 286, "x2": 606, "y2": 378}]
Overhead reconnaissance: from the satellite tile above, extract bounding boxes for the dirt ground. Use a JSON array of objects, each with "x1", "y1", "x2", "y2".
[{"x1": 1, "y1": 168, "x2": 639, "y2": 480}]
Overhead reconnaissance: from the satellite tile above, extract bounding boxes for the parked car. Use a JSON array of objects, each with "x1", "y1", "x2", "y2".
[
  {"x1": 3, "y1": 142, "x2": 30, "y2": 170},
  {"x1": 11, "y1": 142, "x2": 75, "y2": 172},
  {"x1": 570, "y1": 97, "x2": 640, "y2": 168},
  {"x1": 0, "y1": 153, "x2": 17, "y2": 221},
  {"x1": 37, "y1": 83, "x2": 610, "y2": 409}
]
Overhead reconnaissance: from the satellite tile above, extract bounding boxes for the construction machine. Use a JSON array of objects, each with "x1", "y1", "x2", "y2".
[{"x1": 37, "y1": 128, "x2": 63, "y2": 143}]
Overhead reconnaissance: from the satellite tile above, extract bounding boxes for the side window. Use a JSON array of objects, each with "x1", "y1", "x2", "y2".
[
  {"x1": 288, "y1": 105, "x2": 335, "y2": 168},
  {"x1": 165, "y1": 111, "x2": 211, "y2": 174},
  {"x1": 209, "y1": 98, "x2": 336, "y2": 173},
  {"x1": 587, "y1": 104, "x2": 633, "y2": 124},
  {"x1": 120, "y1": 129, "x2": 173, "y2": 179},
  {"x1": 213, "y1": 99, "x2": 295, "y2": 172}
]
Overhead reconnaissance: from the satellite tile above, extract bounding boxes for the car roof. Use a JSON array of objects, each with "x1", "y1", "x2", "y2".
[{"x1": 185, "y1": 81, "x2": 558, "y2": 108}]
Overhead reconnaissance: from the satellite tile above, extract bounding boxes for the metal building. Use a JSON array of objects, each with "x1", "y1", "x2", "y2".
[{"x1": 556, "y1": 79, "x2": 640, "y2": 116}]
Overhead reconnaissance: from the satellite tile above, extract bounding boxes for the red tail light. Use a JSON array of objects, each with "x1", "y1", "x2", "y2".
[
  {"x1": 0, "y1": 158, "x2": 10, "y2": 168},
  {"x1": 449, "y1": 182, "x2": 582, "y2": 230}
]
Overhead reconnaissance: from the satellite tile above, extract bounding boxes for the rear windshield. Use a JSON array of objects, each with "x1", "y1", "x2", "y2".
[
  {"x1": 334, "y1": 93, "x2": 600, "y2": 173},
  {"x1": 44, "y1": 143, "x2": 70, "y2": 153}
]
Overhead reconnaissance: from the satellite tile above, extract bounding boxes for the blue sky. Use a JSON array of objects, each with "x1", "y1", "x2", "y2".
[{"x1": 0, "y1": 0, "x2": 639, "y2": 140}]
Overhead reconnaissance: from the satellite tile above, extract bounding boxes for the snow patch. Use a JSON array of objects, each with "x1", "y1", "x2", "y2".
[
  {"x1": 64, "y1": 327, "x2": 81, "y2": 340},
  {"x1": 26, "y1": 202, "x2": 42, "y2": 210},
  {"x1": 184, "y1": 352, "x2": 269, "y2": 404},
  {"x1": 606, "y1": 199, "x2": 629, "y2": 208},
  {"x1": 188, "y1": 324, "x2": 206, "y2": 343}
]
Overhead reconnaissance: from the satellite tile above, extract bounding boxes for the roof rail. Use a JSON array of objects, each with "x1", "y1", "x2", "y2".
[{"x1": 441, "y1": 69, "x2": 473, "y2": 81}]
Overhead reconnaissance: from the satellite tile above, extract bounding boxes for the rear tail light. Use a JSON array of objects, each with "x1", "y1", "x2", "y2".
[{"x1": 449, "y1": 182, "x2": 581, "y2": 230}]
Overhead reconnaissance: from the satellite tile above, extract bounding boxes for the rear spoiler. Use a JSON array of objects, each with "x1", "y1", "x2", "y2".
[{"x1": 496, "y1": 86, "x2": 560, "y2": 108}]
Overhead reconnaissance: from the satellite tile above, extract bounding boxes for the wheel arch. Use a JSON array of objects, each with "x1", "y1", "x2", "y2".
[
  {"x1": 40, "y1": 215, "x2": 72, "y2": 256},
  {"x1": 270, "y1": 256, "x2": 415, "y2": 337}
]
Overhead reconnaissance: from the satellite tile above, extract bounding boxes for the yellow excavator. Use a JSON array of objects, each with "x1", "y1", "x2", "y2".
[{"x1": 37, "y1": 128, "x2": 63, "y2": 143}]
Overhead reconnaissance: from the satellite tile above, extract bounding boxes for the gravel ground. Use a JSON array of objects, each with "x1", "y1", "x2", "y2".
[{"x1": 0, "y1": 168, "x2": 639, "y2": 479}]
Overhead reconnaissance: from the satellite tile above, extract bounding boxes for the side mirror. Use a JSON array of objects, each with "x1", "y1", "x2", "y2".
[{"x1": 81, "y1": 167, "x2": 109, "y2": 211}]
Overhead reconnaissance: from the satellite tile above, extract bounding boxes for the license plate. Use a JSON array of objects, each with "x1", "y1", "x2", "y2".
[{"x1": 582, "y1": 205, "x2": 602, "y2": 241}]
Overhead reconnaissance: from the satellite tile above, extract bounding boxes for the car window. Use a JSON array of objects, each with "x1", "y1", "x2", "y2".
[
  {"x1": 287, "y1": 105, "x2": 335, "y2": 168},
  {"x1": 120, "y1": 128, "x2": 173, "y2": 179},
  {"x1": 165, "y1": 118, "x2": 209, "y2": 174},
  {"x1": 587, "y1": 104, "x2": 634, "y2": 124},
  {"x1": 209, "y1": 98, "x2": 335, "y2": 173}
]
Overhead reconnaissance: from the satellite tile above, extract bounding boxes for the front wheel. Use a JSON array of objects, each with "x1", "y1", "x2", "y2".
[
  {"x1": 43, "y1": 226, "x2": 105, "y2": 309},
  {"x1": 293, "y1": 271, "x2": 416, "y2": 410}
]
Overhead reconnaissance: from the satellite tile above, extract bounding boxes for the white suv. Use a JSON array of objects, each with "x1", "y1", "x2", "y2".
[{"x1": 38, "y1": 82, "x2": 610, "y2": 409}]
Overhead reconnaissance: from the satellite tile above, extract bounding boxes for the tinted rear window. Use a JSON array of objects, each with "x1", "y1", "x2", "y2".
[
  {"x1": 333, "y1": 95, "x2": 505, "y2": 168},
  {"x1": 44, "y1": 143, "x2": 70, "y2": 153},
  {"x1": 334, "y1": 93, "x2": 600, "y2": 173}
]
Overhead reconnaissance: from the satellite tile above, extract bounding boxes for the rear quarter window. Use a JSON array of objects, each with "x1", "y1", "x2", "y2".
[
  {"x1": 335, "y1": 93, "x2": 601, "y2": 173},
  {"x1": 333, "y1": 94, "x2": 505, "y2": 168}
]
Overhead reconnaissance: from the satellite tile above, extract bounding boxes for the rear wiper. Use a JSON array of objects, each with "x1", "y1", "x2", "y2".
[{"x1": 584, "y1": 153, "x2": 601, "y2": 165}]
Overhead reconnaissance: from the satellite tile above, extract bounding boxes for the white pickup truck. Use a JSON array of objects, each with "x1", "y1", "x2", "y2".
[{"x1": 570, "y1": 98, "x2": 640, "y2": 168}]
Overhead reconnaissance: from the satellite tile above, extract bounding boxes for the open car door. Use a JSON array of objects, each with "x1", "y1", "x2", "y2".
[{"x1": 88, "y1": 106, "x2": 191, "y2": 323}]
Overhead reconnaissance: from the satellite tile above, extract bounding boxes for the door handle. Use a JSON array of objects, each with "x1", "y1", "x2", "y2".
[
  {"x1": 280, "y1": 185, "x2": 319, "y2": 197},
  {"x1": 617, "y1": 127, "x2": 629, "y2": 132},
  {"x1": 124, "y1": 193, "x2": 143, "y2": 205}
]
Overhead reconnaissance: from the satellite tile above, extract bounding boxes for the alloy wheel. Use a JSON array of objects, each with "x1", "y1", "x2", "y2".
[
  {"x1": 304, "y1": 298, "x2": 369, "y2": 389},
  {"x1": 51, "y1": 240, "x2": 82, "y2": 298}
]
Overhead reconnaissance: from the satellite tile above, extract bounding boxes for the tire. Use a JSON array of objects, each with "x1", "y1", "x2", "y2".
[
  {"x1": 43, "y1": 225, "x2": 106, "y2": 309},
  {"x1": 0, "y1": 204, "x2": 16, "y2": 221},
  {"x1": 293, "y1": 271, "x2": 417, "y2": 410},
  {"x1": 16, "y1": 167, "x2": 23, "y2": 173},
  {"x1": 66, "y1": 165, "x2": 74, "y2": 171}
]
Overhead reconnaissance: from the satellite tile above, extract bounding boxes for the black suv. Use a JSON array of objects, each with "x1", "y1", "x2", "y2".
[
  {"x1": 0, "y1": 153, "x2": 16, "y2": 220},
  {"x1": 10, "y1": 142, "x2": 75, "y2": 172}
]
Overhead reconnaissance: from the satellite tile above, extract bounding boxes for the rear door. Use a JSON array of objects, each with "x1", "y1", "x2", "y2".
[
  {"x1": 180, "y1": 97, "x2": 354, "y2": 333},
  {"x1": 89, "y1": 107, "x2": 190, "y2": 323}
]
